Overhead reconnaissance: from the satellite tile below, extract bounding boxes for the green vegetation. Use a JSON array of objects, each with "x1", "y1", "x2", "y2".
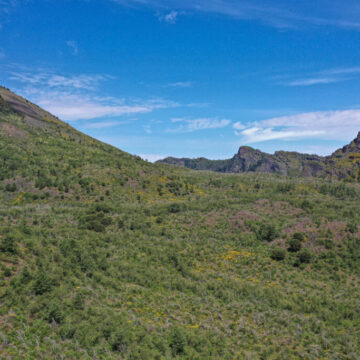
[{"x1": 1, "y1": 87, "x2": 360, "y2": 359}]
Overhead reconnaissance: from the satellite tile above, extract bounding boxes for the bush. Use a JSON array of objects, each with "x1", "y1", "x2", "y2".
[
  {"x1": 32, "y1": 272, "x2": 53, "y2": 295},
  {"x1": 45, "y1": 303, "x2": 64, "y2": 324},
  {"x1": 5, "y1": 183, "x2": 17, "y2": 192},
  {"x1": 296, "y1": 248, "x2": 312, "y2": 265},
  {"x1": 168, "y1": 203, "x2": 181, "y2": 214},
  {"x1": 256, "y1": 223, "x2": 278, "y2": 242},
  {"x1": 293, "y1": 232, "x2": 306, "y2": 241},
  {"x1": 287, "y1": 238, "x2": 302, "y2": 252},
  {"x1": 346, "y1": 222, "x2": 358, "y2": 234},
  {"x1": 169, "y1": 327, "x2": 187, "y2": 355},
  {"x1": 0, "y1": 235, "x2": 18, "y2": 254},
  {"x1": 270, "y1": 248, "x2": 286, "y2": 261}
]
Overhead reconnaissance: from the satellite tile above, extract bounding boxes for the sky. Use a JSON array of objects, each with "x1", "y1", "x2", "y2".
[{"x1": 1, "y1": 0, "x2": 360, "y2": 161}]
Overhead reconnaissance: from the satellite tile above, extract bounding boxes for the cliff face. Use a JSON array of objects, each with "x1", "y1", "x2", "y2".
[{"x1": 157, "y1": 132, "x2": 360, "y2": 181}]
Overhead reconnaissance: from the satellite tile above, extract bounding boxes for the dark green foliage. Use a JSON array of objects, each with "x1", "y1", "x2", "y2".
[
  {"x1": 296, "y1": 249, "x2": 312, "y2": 265},
  {"x1": 256, "y1": 223, "x2": 278, "y2": 242},
  {"x1": 270, "y1": 248, "x2": 286, "y2": 261},
  {"x1": 168, "y1": 202, "x2": 182, "y2": 213},
  {"x1": 287, "y1": 238, "x2": 302, "y2": 252},
  {"x1": 0, "y1": 234, "x2": 18, "y2": 253},
  {"x1": 5, "y1": 183, "x2": 17, "y2": 192},
  {"x1": 45, "y1": 303, "x2": 64, "y2": 324},
  {"x1": 32, "y1": 272, "x2": 53, "y2": 295},
  {"x1": 346, "y1": 221, "x2": 358, "y2": 234},
  {"x1": 170, "y1": 327, "x2": 187, "y2": 355},
  {"x1": 292, "y1": 232, "x2": 306, "y2": 241}
]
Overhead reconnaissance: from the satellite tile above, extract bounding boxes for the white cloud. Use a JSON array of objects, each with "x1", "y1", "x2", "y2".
[
  {"x1": 168, "y1": 117, "x2": 231, "y2": 132},
  {"x1": 159, "y1": 10, "x2": 179, "y2": 23},
  {"x1": 233, "y1": 121, "x2": 245, "y2": 130},
  {"x1": 167, "y1": 81, "x2": 192, "y2": 88},
  {"x1": 20, "y1": 88, "x2": 176, "y2": 121},
  {"x1": 112, "y1": 0, "x2": 360, "y2": 30},
  {"x1": 66, "y1": 40, "x2": 79, "y2": 55},
  {"x1": 285, "y1": 77, "x2": 342, "y2": 86},
  {"x1": 10, "y1": 71, "x2": 111, "y2": 90},
  {"x1": 235, "y1": 109, "x2": 360, "y2": 143},
  {"x1": 238, "y1": 127, "x2": 325, "y2": 143}
]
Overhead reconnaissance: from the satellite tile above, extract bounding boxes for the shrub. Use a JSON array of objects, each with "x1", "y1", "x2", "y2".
[
  {"x1": 169, "y1": 327, "x2": 187, "y2": 355},
  {"x1": 293, "y1": 232, "x2": 306, "y2": 241},
  {"x1": 5, "y1": 183, "x2": 17, "y2": 192},
  {"x1": 32, "y1": 272, "x2": 53, "y2": 295},
  {"x1": 256, "y1": 223, "x2": 278, "y2": 242},
  {"x1": 0, "y1": 235, "x2": 18, "y2": 254},
  {"x1": 346, "y1": 222, "x2": 358, "y2": 234},
  {"x1": 296, "y1": 249, "x2": 312, "y2": 265},
  {"x1": 110, "y1": 329, "x2": 129, "y2": 352},
  {"x1": 45, "y1": 303, "x2": 64, "y2": 324},
  {"x1": 168, "y1": 203, "x2": 181, "y2": 214},
  {"x1": 287, "y1": 238, "x2": 302, "y2": 252},
  {"x1": 270, "y1": 248, "x2": 286, "y2": 261}
]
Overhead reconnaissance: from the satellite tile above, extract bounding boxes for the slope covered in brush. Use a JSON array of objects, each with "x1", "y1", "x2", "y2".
[{"x1": 0, "y1": 87, "x2": 360, "y2": 359}]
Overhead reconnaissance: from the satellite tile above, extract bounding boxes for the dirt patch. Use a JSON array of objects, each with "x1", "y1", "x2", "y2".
[{"x1": 0, "y1": 123, "x2": 27, "y2": 139}]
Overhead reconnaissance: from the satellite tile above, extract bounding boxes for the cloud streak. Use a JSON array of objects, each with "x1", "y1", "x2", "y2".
[
  {"x1": 10, "y1": 71, "x2": 112, "y2": 90},
  {"x1": 112, "y1": 0, "x2": 360, "y2": 30},
  {"x1": 169, "y1": 117, "x2": 231, "y2": 132},
  {"x1": 234, "y1": 109, "x2": 360, "y2": 143},
  {"x1": 66, "y1": 40, "x2": 79, "y2": 55}
]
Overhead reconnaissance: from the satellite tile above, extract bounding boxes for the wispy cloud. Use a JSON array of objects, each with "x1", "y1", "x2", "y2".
[
  {"x1": 10, "y1": 68, "x2": 177, "y2": 121},
  {"x1": 112, "y1": 0, "x2": 360, "y2": 30},
  {"x1": 159, "y1": 10, "x2": 179, "y2": 24},
  {"x1": 285, "y1": 77, "x2": 342, "y2": 86},
  {"x1": 234, "y1": 109, "x2": 360, "y2": 143},
  {"x1": 169, "y1": 117, "x2": 231, "y2": 132},
  {"x1": 281, "y1": 66, "x2": 360, "y2": 87},
  {"x1": 167, "y1": 81, "x2": 192, "y2": 88},
  {"x1": 10, "y1": 71, "x2": 111, "y2": 90},
  {"x1": 66, "y1": 40, "x2": 79, "y2": 55},
  {"x1": 22, "y1": 89, "x2": 176, "y2": 121}
]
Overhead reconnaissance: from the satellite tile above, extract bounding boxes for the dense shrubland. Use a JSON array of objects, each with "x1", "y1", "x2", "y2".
[{"x1": 1, "y1": 90, "x2": 360, "y2": 359}]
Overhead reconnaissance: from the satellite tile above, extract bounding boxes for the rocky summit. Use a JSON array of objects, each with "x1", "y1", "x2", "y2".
[{"x1": 158, "y1": 132, "x2": 360, "y2": 181}]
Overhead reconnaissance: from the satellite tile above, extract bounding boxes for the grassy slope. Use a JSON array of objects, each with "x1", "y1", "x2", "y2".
[{"x1": 0, "y1": 88, "x2": 360, "y2": 359}]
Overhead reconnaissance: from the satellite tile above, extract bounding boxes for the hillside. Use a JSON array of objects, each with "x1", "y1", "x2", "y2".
[
  {"x1": 158, "y1": 135, "x2": 360, "y2": 181},
  {"x1": 1, "y1": 87, "x2": 360, "y2": 359}
]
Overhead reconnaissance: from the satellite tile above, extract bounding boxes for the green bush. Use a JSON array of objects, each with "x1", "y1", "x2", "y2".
[
  {"x1": 293, "y1": 232, "x2": 306, "y2": 241},
  {"x1": 32, "y1": 272, "x2": 53, "y2": 295},
  {"x1": 287, "y1": 238, "x2": 302, "y2": 252},
  {"x1": 346, "y1": 222, "x2": 358, "y2": 234},
  {"x1": 169, "y1": 327, "x2": 187, "y2": 355},
  {"x1": 0, "y1": 235, "x2": 18, "y2": 254},
  {"x1": 257, "y1": 223, "x2": 278, "y2": 242},
  {"x1": 270, "y1": 248, "x2": 286, "y2": 261},
  {"x1": 296, "y1": 248, "x2": 312, "y2": 265}
]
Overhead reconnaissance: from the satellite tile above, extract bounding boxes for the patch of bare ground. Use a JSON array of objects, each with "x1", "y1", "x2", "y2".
[
  {"x1": 229, "y1": 210, "x2": 258, "y2": 228},
  {"x1": 253, "y1": 198, "x2": 303, "y2": 216},
  {"x1": 0, "y1": 123, "x2": 27, "y2": 139}
]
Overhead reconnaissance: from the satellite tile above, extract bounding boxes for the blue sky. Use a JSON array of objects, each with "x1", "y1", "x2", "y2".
[{"x1": 1, "y1": 0, "x2": 360, "y2": 161}]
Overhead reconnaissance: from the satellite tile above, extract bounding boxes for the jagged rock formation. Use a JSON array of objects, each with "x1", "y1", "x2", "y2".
[{"x1": 158, "y1": 132, "x2": 360, "y2": 181}]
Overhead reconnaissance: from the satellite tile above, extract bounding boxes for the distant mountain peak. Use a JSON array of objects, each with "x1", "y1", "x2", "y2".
[{"x1": 158, "y1": 131, "x2": 360, "y2": 181}]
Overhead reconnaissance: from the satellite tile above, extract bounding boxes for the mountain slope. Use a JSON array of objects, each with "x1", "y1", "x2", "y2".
[
  {"x1": 158, "y1": 133, "x2": 360, "y2": 181},
  {"x1": 1, "y1": 87, "x2": 360, "y2": 359}
]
